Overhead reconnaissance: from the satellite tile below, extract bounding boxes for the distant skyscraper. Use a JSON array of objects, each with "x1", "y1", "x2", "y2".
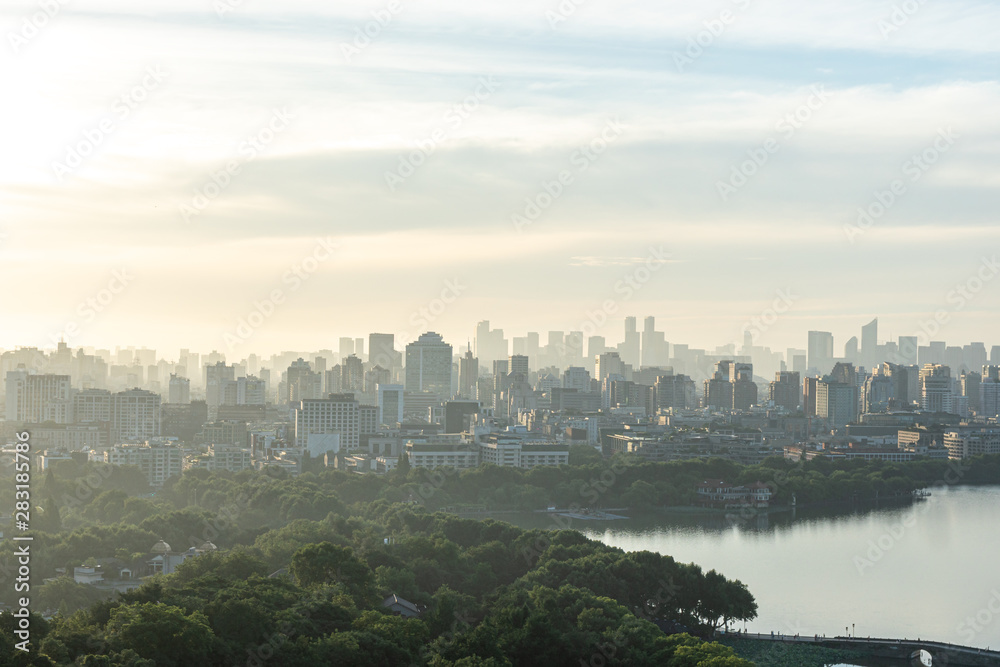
[
  {"x1": 205, "y1": 362, "x2": 235, "y2": 413},
  {"x1": 807, "y1": 331, "x2": 834, "y2": 374},
  {"x1": 844, "y1": 337, "x2": 859, "y2": 364},
  {"x1": 286, "y1": 358, "x2": 322, "y2": 403},
  {"x1": 341, "y1": 354, "x2": 364, "y2": 393},
  {"x1": 898, "y1": 336, "x2": 919, "y2": 366},
  {"x1": 509, "y1": 354, "x2": 529, "y2": 377},
  {"x1": 405, "y1": 332, "x2": 453, "y2": 400},
  {"x1": 619, "y1": 318, "x2": 641, "y2": 368},
  {"x1": 459, "y1": 350, "x2": 479, "y2": 400},
  {"x1": 369, "y1": 333, "x2": 400, "y2": 372},
  {"x1": 861, "y1": 318, "x2": 878, "y2": 366},
  {"x1": 769, "y1": 371, "x2": 800, "y2": 411},
  {"x1": 168, "y1": 374, "x2": 190, "y2": 404},
  {"x1": 475, "y1": 321, "x2": 508, "y2": 366}
]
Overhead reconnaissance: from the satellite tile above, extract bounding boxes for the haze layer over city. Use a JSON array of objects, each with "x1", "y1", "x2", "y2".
[{"x1": 3, "y1": 1, "x2": 1000, "y2": 666}]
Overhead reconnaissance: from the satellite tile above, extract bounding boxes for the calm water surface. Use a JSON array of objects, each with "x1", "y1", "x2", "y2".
[{"x1": 500, "y1": 485, "x2": 1000, "y2": 652}]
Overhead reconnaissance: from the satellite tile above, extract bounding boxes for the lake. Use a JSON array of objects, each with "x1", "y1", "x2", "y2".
[{"x1": 499, "y1": 485, "x2": 1000, "y2": 653}]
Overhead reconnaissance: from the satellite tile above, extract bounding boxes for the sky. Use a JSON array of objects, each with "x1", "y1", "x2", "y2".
[{"x1": 1, "y1": 0, "x2": 999, "y2": 361}]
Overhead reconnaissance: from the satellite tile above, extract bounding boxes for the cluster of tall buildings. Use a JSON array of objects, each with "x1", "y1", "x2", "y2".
[{"x1": 6, "y1": 314, "x2": 1000, "y2": 486}]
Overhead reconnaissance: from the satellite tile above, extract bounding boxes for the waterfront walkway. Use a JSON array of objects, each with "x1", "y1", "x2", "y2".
[{"x1": 725, "y1": 631, "x2": 1000, "y2": 666}]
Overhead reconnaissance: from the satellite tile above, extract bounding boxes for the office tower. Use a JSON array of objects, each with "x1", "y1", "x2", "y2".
[
  {"x1": 769, "y1": 371, "x2": 800, "y2": 411},
  {"x1": 365, "y1": 366, "x2": 392, "y2": 395},
  {"x1": 861, "y1": 318, "x2": 878, "y2": 367},
  {"x1": 341, "y1": 354, "x2": 364, "y2": 393},
  {"x1": 221, "y1": 376, "x2": 266, "y2": 406},
  {"x1": 111, "y1": 388, "x2": 161, "y2": 442},
  {"x1": 844, "y1": 337, "x2": 859, "y2": 364},
  {"x1": 168, "y1": 374, "x2": 190, "y2": 404},
  {"x1": 596, "y1": 352, "x2": 626, "y2": 381},
  {"x1": 992, "y1": 347, "x2": 1000, "y2": 365},
  {"x1": 619, "y1": 318, "x2": 641, "y2": 368},
  {"x1": 313, "y1": 356, "x2": 327, "y2": 377},
  {"x1": 405, "y1": 332, "x2": 453, "y2": 400},
  {"x1": 354, "y1": 338, "x2": 365, "y2": 361},
  {"x1": 565, "y1": 331, "x2": 584, "y2": 365},
  {"x1": 286, "y1": 358, "x2": 322, "y2": 403},
  {"x1": 369, "y1": 333, "x2": 399, "y2": 372},
  {"x1": 897, "y1": 336, "x2": 919, "y2": 366},
  {"x1": 803, "y1": 377, "x2": 819, "y2": 417},
  {"x1": 491, "y1": 358, "x2": 510, "y2": 412},
  {"x1": 920, "y1": 364, "x2": 953, "y2": 413},
  {"x1": 816, "y1": 378, "x2": 857, "y2": 426},
  {"x1": 475, "y1": 321, "x2": 508, "y2": 366},
  {"x1": 5, "y1": 372, "x2": 73, "y2": 424},
  {"x1": 731, "y1": 363, "x2": 757, "y2": 410},
  {"x1": 459, "y1": 350, "x2": 479, "y2": 400},
  {"x1": 655, "y1": 374, "x2": 697, "y2": 411},
  {"x1": 964, "y1": 343, "x2": 988, "y2": 375},
  {"x1": 377, "y1": 384, "x2": 404, "y2": 426},
  {"x1": 587, "y1": 336, "x2": 607, "y2": 360},
  {"x1": 293, "y1": 394, "x2": 361, "y2": 450},
  {"x1": 73, "y1": 388, "x2": 112, "y2": 423},
  {"x1": 642, "y1": 316, "x2": 668, "y2": 367},
  {"x1": 962, "y1": 371, "x2": 982, "y2": 414},
  {"x1": 205, "y1": 362, "x2": 235, "y2": 412},
  {"x1": 509, "y1": 354, "x2": 529, "y2": 378},
  {"x1": 980, "y1": 369, "x2": 1000, "y2": 417},
  {"x1": 704, "y1": 368, "x2": 733, "y2": 410},
  {"x1": 807, "y1": 331, "x2": 834, "y2": 375},
  {"x1": 862, "y1": 373, "x2": 893, "y2": 414},
  {"x1": 563, "y1": 367, "x2": 591, "y2": 392},
  {"x1": 339, "y1": 337, "x2": 355, "y2": 360}
]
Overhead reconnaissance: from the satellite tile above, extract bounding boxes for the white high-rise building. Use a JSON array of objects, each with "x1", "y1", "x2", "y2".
[
  {"x1": 5, "y1": 371, "x2": 73, "y2": 424},
  {"x1": 73, "y1": 388, "x2": 112, "y2": 423},
  {"x1": 293, "y1": 395, "x2": 361, "y2": 451},
  {"x1": 111, "y1": 389, "x2": 161, "y2": 443},
  {"x1": 920, "y1": 364, "x2": 953, "y2": 413}
]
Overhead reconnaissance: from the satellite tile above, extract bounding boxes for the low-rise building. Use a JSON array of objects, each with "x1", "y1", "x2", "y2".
[{"x1": 695, "y1": 479, "x2": 772, "y2": 509}]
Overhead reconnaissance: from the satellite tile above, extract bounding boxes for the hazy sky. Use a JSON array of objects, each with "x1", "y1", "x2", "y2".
[{"x1": 2, "y1": 0, "x2": 999, "y2": 360}]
